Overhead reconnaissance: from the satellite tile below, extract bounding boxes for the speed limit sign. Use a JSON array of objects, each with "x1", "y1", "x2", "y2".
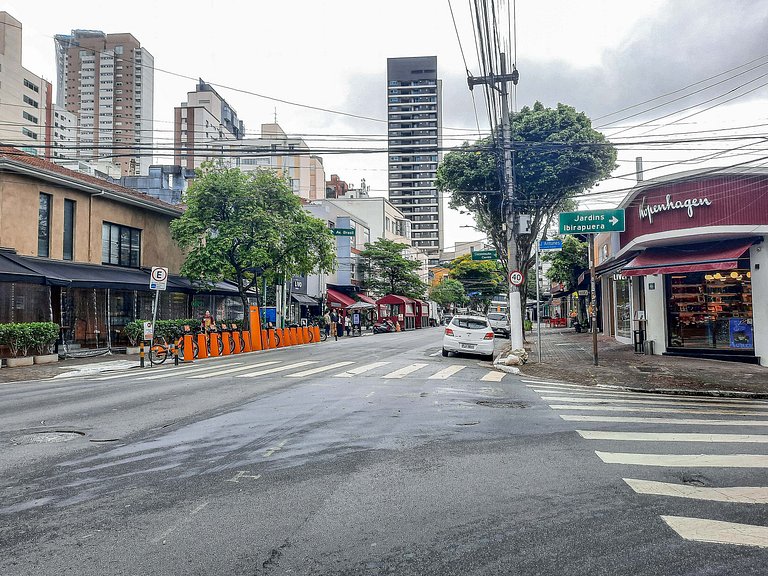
[{"x1": 509, "y1": 270, "x2": 525, "y2": 286}]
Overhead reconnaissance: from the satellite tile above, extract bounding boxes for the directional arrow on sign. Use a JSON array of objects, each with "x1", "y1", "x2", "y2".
[{"x1": 609, "y1": 216, "x2": 619, "y2": 226}]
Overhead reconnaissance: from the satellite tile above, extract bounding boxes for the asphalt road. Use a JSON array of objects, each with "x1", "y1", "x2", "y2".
[{"x1": 1, "y1": 328, "x2": 767, "y2": 575}]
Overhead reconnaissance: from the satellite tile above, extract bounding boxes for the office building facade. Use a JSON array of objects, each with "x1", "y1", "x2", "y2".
[{"x1": 387, "y1": 56, "x2": 443, "y2": 266}]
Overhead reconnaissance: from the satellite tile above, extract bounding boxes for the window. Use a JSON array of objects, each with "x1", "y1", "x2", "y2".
[
  {"x1": 22, "y1": 128, "x2": 38, "y2": 139},
  {"x1": 63, "y1": 200, "x2": 75, "y2": 261},
  {"x1": 38, "y1": 193, "x2": 52, "y2": 257},
  {"x1": 23, "y1": 111, "x2": 38, "y2": 124},
  {"x1": 451, "y1": 317, "x2": 489, "y2": 330},
  {"x1": 23, "y1": 95, "x2": 38, "y2": 108},
  {"x1": 24, "y1": 78, "x2": 40, "y2": 92},
  {"x1": 102, "y1": 222, "x2": 141, "y2": 267}
]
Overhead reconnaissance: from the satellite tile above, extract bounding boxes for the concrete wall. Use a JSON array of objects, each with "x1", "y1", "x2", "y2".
[
  {"x1": 750, "y1": 239, "x2": 768, "y2": 366},
  {"x1": 642, "y1": 274, "x2": 667, "y2": 355}
]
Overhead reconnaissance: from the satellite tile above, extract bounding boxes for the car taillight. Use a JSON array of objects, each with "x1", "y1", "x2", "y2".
[
  {"x1": 484, "y1": 332, "x2": 494, "y2": 340},
  {"x1": 445, "y1": 328, "x2": 454, "y2": 336}
]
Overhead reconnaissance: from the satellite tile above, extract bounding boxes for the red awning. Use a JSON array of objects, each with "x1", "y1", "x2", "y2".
[
  {"x1": 622, "y1": 238, "x2": 755, "y2": 276},
  {"x1": 356, "y1": 293, "x2": 376, "y2": 305},
  {"x1": 326, "y1": 288, "x2": 355, "y2": 307}
]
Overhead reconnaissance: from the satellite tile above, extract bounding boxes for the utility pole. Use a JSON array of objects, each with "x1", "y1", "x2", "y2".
[{"x1": 468, "y1": 53, "x2": 523, "y2": 350}]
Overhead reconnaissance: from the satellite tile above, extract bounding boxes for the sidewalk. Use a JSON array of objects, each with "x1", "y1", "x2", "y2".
[
  {"x1": 0, "y1": 353, "x2": 140, "y2": 384},
  {"x1": 521, "y1": 325, "x2": 768, "y2": 397}
]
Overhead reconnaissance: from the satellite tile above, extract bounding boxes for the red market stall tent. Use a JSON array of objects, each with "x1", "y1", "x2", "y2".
[
  {"x1": 414, "y1": 300, "x2": 430, "y2": 328},
  {"x1": 376, "y1": 294, "x2": 416, "y2": 330}
]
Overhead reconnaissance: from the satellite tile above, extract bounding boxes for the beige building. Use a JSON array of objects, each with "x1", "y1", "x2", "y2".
[
  {"x1": 55, "y1": 29, "x2": 154, "y2": 176},
  {"x1": 0, "y1": 13, "x2": 54, "y2": 158}
]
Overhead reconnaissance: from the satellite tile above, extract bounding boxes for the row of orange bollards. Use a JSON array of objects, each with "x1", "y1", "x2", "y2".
[{"x1": 179, "y1": 306, "x2": 321, "y2": 363}]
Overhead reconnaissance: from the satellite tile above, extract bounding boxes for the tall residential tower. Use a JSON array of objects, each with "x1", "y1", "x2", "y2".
[
  {"x1": 387, "y1": 56, "x2": 442, "y2": 266},
  {"x1": 55, "y1": 29, "x2": 154, "y2": 176}
]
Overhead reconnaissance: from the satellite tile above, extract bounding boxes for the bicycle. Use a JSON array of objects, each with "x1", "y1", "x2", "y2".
[{"x1": 149, "y1": 326, "x2": 199, "y2": 364}]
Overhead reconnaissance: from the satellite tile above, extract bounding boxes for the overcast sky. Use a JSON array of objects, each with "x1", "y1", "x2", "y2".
[{"x1": 7, "y1": 0, "x2": 768, "y2": 246}]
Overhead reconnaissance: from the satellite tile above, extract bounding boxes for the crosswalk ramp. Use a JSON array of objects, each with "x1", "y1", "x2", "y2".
[
  {"x1": 88, "y1": 358, "x2": 508, "y2": 383},
  {"x1": 525, "y1": 379, "x2": 768, "y2": 549}
]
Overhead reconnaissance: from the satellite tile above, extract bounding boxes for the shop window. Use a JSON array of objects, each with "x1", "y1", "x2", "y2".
[
  {"x1": 38, "y1": 193, "x2": 52, "y2": 257},
  {"x1": 614, "y1": 278, "x2": 631, "y2": 339},
  {"x1": 102, "y1": 222, "x2": 141, "y2": 267},
  {"x1": 666, "y1": 265, "x2": 753, "y2": 350}
]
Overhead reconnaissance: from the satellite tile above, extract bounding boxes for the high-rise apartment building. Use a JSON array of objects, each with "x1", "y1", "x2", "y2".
[
  {"x1": 0, "y1": 13, "x2": 54, "y2": 158},
  {"x1": 174, "y1": 79, "x2": 244, "y2": 170},
  {"x1": 55, "y1": 29, "x2": 154, "y2": 176},
  {"x1": 387, "y1": 56, "x2": 442, "y2": 266}
]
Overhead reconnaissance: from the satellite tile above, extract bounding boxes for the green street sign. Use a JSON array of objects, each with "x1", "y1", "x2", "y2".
[
  {"x1": 471, "y1": 249, "x2": 498, "y2": 261},
  {"x1": 559, "y1": 209, "x2": 625, "y2": 235},
  {"x1": 331, "y1": 228, "x2": 355, "y2": 236}
]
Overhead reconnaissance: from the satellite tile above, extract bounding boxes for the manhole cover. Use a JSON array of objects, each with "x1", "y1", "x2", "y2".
[
  {"x1": 13, "y1": 430, "x2": 85, "y2": 445},
  {"x1": 475, "y1": 400, "x2": 529, "y2": 409}
]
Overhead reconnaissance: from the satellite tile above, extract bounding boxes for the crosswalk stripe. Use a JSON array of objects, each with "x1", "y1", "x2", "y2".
[
  {"x1": 561, "y1": 415, "x2": 768, "y2": 426},
  {"x1": 481, "y1": 371, "x2": 506, "y2": 382},
  {"x1": 550, "y1": 404, "x2": 768, "y2": 416},
  {"x1": 286, "y1": 361, "x2": 355, "y2": 378},
  {"x1": 521, "y1": 379, "x2": 575, "y2": 387},
  {"x1": 134, "y1": 362, "x2": 242, "y2": 381},
  {"x1": 595, "y1": 451, "x2": 768, "y2": 467},
  {"x1": 624, "y1": 478, "x2": 768, "y2": 504},
  {"x1": 532, "y1": 386, "x2": 767, "y2": 405},
  {"x1": 382, "y1": 363, "x2": 428, "y2": 379},
  {"x1": 236, "y1": 361, "x2": 317, "y2": 378},
  {"x1": 542, "y1": 396, "x2": 767, "y2": 409},
  {"x1": 188, "y1": 361, "x2": 279, "y2": 378},
  {"x1": 95, "y1": 371, "x2": 144, "y2": 381},
  {"x1": 428, "y1": 365, "x2": 466, "y2": 380},
  {"x1": 334, "y1": 361, "x2": 391, "y2": 378},
  {"x1": 661, "y1": 516, "x2": 768, "y2": 548},
  {"x1": 579, "y1": 430, "x2": 768, "y2": 443}
]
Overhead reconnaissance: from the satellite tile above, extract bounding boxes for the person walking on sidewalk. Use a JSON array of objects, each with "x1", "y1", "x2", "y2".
[
  {"x1": 323, "y1": 310, "x2": 332, "y2": 339},
  {"x1": 329, "y1": 310, "x2": 339, "y2": 341}
]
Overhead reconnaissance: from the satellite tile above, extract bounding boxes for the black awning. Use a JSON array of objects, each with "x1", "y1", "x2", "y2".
[
  {"x1": 0, "y1": 251, "x2": 45, "y2": 284},
  {"x1": 291, "y1": 293, "x2": 319, "y2": 305}
]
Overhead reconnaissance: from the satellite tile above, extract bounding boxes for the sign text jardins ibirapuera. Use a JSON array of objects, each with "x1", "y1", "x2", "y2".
[{"x1": 638, "y1": 194, "x2": 712, "y2": 224}]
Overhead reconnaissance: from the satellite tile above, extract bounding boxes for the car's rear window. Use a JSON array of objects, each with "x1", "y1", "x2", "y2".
[
  {"x1": 452, "y1": 318, "x2": 489, "y2": 330},
  {"x1": 487, "y1": 313, "x2": 507, "y2": 321}
]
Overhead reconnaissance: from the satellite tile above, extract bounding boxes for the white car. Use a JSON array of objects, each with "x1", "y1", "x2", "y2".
[
  {"x1": 442, "y1": 315, "x2": 495, "y2": 359},
  {"x1": 487, "y1": 312, "x2": 510, "y2": 337}
]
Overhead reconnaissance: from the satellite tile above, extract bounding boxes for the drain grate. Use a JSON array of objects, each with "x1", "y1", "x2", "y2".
[{"x1": 475, "y1": 400, "x2": 529, "y2": 409}]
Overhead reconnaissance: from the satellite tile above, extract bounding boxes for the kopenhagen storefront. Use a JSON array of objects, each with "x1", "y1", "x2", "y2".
[{"x1": 598, "y1": 169, "x2": 768, "y2": 365}]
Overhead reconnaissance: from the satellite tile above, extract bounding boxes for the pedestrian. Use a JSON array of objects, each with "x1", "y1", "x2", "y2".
[
  {"x1": 323, "y1": 309, "x2": 332, "y2": 338},
  {"x1": 330, "y1": 310, "x2": 339, "y2": 341}
]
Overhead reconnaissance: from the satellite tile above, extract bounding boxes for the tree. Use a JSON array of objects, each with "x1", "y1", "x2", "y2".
[
  {"x1": 360, "y1": 238, "x2": 426, "y2": 298},
  {"x1": 544, "y1": 235, "x2": 588, "y2": 290},
  {"x1": 429, "y1": 278, "x2": 468, "y2": 311},
  {"x1": 170, "y1": 165, "x2": 336, "y2": 328},
  {"x1": 436, "y1": 101, "x2": 616, "y2": 289},
  {"x1": 448, "y1": 255, "x2": 506, "y2": 313}
]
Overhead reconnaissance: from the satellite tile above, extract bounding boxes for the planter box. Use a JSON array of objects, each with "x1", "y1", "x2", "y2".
[
  {"x1": 6, "y1": 356, "x2": 34, "y2": 368},
  {"x1": 33, "y1": 353, "x2": 59, "y2": 365}
]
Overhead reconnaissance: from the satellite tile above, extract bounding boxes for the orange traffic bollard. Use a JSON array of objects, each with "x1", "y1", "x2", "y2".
[
  {"x1": 183, "y1": 334, "x2": 194, "y2": 362},
  {"x1": 232, "y1": 331, "x2": 241, "y2": 354},
  {"x1": 242, "y1": 331, "x2": 252, "y2": 352},
  {"x1": 261, "y1": 330, "x2": 269, "y2": 350},
  {"x1": 197, "y1": 333, "x2": 208, "y2": 358},
  {"x1": 249, "y1": 306, "x2": 263, "y2": 351},
  {"x1": 304, "y1": 326, "x2": 311, "y2": 343},
  {"x1": 221, "y1": 331, "x2": 231, "y2": 355},
  {"x1": 291, "y1": 327, "x2": 299, "y2": 346},
  {"x1": 313, "y1": 325, "x2": 321, "y2": 343},
  {"x1": 268, "y1": 330, "x2": 277, "y2": 349},
  {"x1": 210, "y1": 332, "x2": 220, "y2": 356}
]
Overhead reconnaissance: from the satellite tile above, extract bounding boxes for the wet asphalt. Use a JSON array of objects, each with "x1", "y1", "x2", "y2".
[{"x1": 1, "y1": 329, "x2": 766, "y2": 575}]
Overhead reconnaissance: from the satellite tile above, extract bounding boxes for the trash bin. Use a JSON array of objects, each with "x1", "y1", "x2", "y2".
[
  {"x1": 644, "y1": 340, "x2": 654, "y2": 355},
  {"x1": 633, "y1": 329, "x2": 645, "y2": 354}
]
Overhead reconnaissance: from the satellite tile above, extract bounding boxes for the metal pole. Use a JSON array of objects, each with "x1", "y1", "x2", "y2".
[
  {"x1": 589, "y1": 234, "x2": 598, "y2": 366},
  {"x1": 150, "y1": 288, "x2": 159, "y2": 367},
  {"x1": 536, "y1": 240, "x2": 542, "y2": 363}
]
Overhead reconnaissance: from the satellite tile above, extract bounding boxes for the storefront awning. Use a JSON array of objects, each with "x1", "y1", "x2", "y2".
[
  {"x1": 595, "y1": 254, "x2": 638, "y2": 278},
  {"x1": 291, "y1": 293, "x2": 319, "y2": 305},
  {"x1": 326, "y1": 288, "x2": 355, "y2": 307},
  {"x1": 622, "y1": 238, "x2": 756, "y2": 277},
  {"x1": 356, "y1": 293, "x2": 376, "y2": 305},
  {"x1": 0, "y1": 251, "x2": 45, "y2": 284}
]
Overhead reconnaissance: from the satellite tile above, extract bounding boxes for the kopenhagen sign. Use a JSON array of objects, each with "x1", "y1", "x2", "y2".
[
  {"x1": 559, "y1": 209, "x2": 625, "y2": 235},
  {"x1": 471, "y1": 249, "x2": 498, "y2": 261},
  {"x1": 331, "y1": 228, "x2": 355, "y2": 236}
]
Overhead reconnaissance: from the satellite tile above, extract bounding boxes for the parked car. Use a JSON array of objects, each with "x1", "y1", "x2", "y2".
[
  {"x1": 487, "y1": 312, "x2": 510, "y2": 337},
  {"x1": 442, "y1": 315, "x2": 495, "y2": 359}
]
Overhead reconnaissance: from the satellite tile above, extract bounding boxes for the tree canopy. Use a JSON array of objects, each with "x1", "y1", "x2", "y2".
[
  {"x1": 359, "y1": 238, "x2": 426, "y2": 298},
  {"x1": 170, "y1": 165, "x2": 336, "y2": 327},
  {"x1": 436, "y1": 102, "x2": 616, "y2": 279},
  {"x1": 429, "y1": 278, "x2": 468, "y2": 310},
  {"x1": 448, "y1": 254, "x2": 506, "y2": 313},
  {"x1": 544, "y1": 235, "x2": 588, "y2": 290}
]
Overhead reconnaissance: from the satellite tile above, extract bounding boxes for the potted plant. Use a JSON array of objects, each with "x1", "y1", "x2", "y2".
[
  {"x1": 1, "y1": 323, "x2": 35, "y2": 367},
  {"x1": 31, "y1": 322, "x2": 60, "y2": 364},
  {"x1": 123, "y1": 320, "x2": 144, "y2": 354}
]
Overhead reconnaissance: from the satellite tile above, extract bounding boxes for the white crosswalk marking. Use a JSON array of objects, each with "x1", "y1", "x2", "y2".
[
  {"x1": 541, "y1": 396, "x2": 767, "y2": 409},
  {"x1": 236, "y1": 361, "x2": 316, "y2": 378},
  {"x1": 561, "y1": 415, "x2": 768, "y2": 426},
  {"x1": 550, "y1": 404, "x2": 768, "y2": 416},
  {"x1": 481, "y1": 371, "x2": 506, "y2": 382},
  {"x1": 579, "y1": 430, "x2": 768, "y2": 443},
  {"x1": 428, "y1": 365, "x2": 466, "y2": 380},
  {"x1": 382, "y1": 363, "x2": 428, "y2": 379},
  {"x1": 532, "y1": 386, "x2": 768, "y2": 405},
  {"x1": 595, "y1": 451, "x2": 768, "y2": 468},
  {"x1": 286, "y1": 361, "x2": 355, "y2": 378},
  {"x1": 334, "y1": 361, "x2": 390, "y2": 378},
  {"x1": 624, "y1": 479, "x2": 768, "y2": 504},
  {"x1": 133, "y1": 363, "x2": 242, "y2": 381},
  {"x1": 661, "y1": 516, "x2": 768, "y2": 548},
  {"x1": 188, "y1": 361, "x2": 279, "y2": 378}
]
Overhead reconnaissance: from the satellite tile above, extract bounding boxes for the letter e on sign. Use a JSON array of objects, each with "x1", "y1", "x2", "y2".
[{"x1": 509, "y1": 270, "x2": 525, "y2": 286}]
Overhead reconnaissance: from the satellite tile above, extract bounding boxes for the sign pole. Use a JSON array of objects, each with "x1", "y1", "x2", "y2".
[
  {"x1": 150, "y1": 288, "x2": 159, "y2": 366},
  {"x1": 536, "y1": 240, "x2": 542, "y2": 363},
  {"x1": 589, "y1": 235, "x2": 598, "y2": 366}
]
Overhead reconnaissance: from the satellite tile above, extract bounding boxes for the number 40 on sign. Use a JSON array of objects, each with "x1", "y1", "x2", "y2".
[{"x1": 509, "y1": 270, "x2": 525, "y2": 286}]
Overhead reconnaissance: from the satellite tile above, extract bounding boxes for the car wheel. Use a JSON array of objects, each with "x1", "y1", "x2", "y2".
[{"x1": 442, "y1": 348, "x2": 449, "y2": 357}]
